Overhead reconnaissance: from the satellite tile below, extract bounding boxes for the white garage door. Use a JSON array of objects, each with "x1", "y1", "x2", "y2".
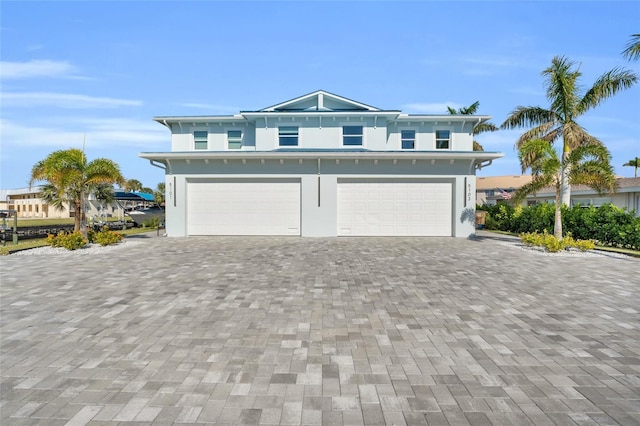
[
  {"x1": 337, "y1": 180, "x2": 452, "y2": 236},
  {"x1": 187, "y1": 179, "x2": 300, "y2": 235}
]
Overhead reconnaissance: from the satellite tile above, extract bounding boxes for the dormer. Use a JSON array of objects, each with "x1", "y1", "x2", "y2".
[{"x1": 256, "y1": 90, "x2": 382, "y2": 113}]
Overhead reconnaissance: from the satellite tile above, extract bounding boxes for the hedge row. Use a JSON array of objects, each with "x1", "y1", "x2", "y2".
[{"x1": 479, "y1": 203, "x2": 640, "y2": 250}]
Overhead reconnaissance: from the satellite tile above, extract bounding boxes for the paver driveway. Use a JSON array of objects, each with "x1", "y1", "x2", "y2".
[{"x1": 1, "y1": 235, "x2": 639, "y2": 425}]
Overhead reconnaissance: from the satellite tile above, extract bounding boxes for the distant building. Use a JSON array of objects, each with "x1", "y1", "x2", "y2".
[
  {"x1": 0, "y1": 186, "x2": 124, "y2": 219},
  {"x1": 476, "y1": 175, "x2": 532, "y2": 205},
  {"x1": 526, "y1": 177, "x2": 640, "y2": 216},
  {"x1": 475, "y1": 175, "x2": 640, "y2": 216}
]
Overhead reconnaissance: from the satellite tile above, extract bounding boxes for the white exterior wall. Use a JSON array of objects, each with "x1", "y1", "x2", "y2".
[
  {"x1": 168, "y1": 118, "x2": 477, "y2": 152},
  {"x1": 163, "y1": 159, "x2": 477, "y2": 238}
]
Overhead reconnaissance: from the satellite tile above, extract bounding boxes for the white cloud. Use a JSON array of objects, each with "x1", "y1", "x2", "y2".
[
  {"x1": 0, "y1": 117, "x2": 168, "y2": 149},
  {"x1": 402, "y1": 102, "x2": 461, "y2": 114},
  {"x1": 0, "y1": 59, "x2": 82, "y2": 80},
  {"x1": 2, "y1": 92, "x2": 142, "y2": 108}
]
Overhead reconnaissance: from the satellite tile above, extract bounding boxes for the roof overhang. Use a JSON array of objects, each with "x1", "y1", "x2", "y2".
[{"x1": 140, "y1": 150, "x2": 503, "y2": 162}]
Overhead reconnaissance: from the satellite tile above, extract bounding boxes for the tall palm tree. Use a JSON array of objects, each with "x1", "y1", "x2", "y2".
[
  {"x1": 501, "y1": 55, "x2": 637, "y2": 206},
  {"x1": 514, "y1": 139, "x2": 616, "y2": 239},
  {"x1": 623, "y1": 157, "x2": 639, "y2": 177},
  {"x1": 30, "y1": 149, "x2": 124, "y2": 235},
  {"x1": 447, "y1": 101, "x2": 498, "y2": 151},
  {"x1": 123, "y1": 179, "x2": 143, "y2": 193},
  {"x1": 622, "y1": 34, "x2": 640, "y2": 61}
]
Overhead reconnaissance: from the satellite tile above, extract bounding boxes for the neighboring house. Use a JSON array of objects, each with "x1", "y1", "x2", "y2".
[
  {"x1": 476, "y1": 175, "x2": 532, "y2": 206},
  {"x1": 525, "y1": 177, "x2": 640, "y2": 216},
  {"x1": 0, "y1": 186, "x2": 124, "y2": 219},
  {"x1": 140, "y1": 90, "x2": 503, "y2": 237}
]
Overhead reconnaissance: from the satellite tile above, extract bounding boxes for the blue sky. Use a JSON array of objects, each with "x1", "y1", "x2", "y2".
[{"x1": 2, "y1": 1, "x2": 639, "y2": 190}]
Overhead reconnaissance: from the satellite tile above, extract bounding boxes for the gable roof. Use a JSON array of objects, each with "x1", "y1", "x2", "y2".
[
  {"x1": 256, "y1": 90, "x2": 383, "y2": 112},
  {"x1": 476, "y1": 175, "x2": 532, "y2": 190}
]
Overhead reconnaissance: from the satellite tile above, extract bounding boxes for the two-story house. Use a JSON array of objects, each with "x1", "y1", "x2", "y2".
[{"x1": 140, "y1": 90, "x2": 503, "y2": 237}]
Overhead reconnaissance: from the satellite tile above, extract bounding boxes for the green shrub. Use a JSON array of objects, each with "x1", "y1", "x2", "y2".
[
  {"x1": 520, "y1": 230, "x2": 595, "y2": 253},
  {"x1": 142, "y1": 216, "x2": 160, "y2": 229},
  {"x1": 47, "y1": 231, "x2": 87, "y2": 250},
  {"x1": 93, "y1": 227, "x2": 124, "y2": 246},
  {"x1": 484, "y1": 202, "x2": 640, "y2": 250},
  {"x1": 520, "y1": 230, "x2": 564, "y2": 252},
  {"x1": 563, "y1": 233, "x2": 596, "y2": 251}
]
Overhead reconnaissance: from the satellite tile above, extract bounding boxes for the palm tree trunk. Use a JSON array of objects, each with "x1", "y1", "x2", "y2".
[
  {"x1": 73, "y1": 201, "x2": 82, "y2": 232},
  {"x1": 560, "y1": 149, "x2": 571, "y2": 206},
  {"x1": 554, "y1": 187, "x2": 563, "y2": 240}
]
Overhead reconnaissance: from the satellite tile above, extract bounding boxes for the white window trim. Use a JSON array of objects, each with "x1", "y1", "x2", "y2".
[
  {"x1": 193, "y1": 128, "x2": 209, "y2": 151},
  {"x1": 399, "y1": 128, "x2": 417, "y2": 150},
  {"x1": 434, "y1": 128, "x2": 452, "y2": 150},
  {"x1": 277, "y1": 125, "x2": 300, "y2": 147},
  {"x1": 340, "y1": 122, "x2": 365, "y2": 147},
  {"x1": 226, "y1": 128, "x2": 243, "y2": 150}
]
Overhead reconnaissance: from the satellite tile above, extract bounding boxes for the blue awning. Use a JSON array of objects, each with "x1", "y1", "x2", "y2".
[{"x1": 113, "y1": 191, "x2": 155, "y2": 201}]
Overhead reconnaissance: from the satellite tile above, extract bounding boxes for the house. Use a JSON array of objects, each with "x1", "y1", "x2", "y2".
[
  {"x1": 140, "y1": 90, "x2": 503, "y2": 237},
  {"x1": 476, "y1": 175, "x2": 532, "y2": 205},
  {"x1": 0, "y1": 186, "x2": 125, "y2": 219},
  {"x1": 524, "y1": 177, "x2": 640, "y2": 216}
]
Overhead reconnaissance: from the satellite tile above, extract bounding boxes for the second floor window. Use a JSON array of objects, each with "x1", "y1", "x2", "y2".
[
  {"x1": 435, "y1": 130, "x2": 450, "y2": 149},
  {"x1": 194, "y1": 131, "x2": 208, "y2": 150},
  {"x1": 279, "y1": 126, "x2": 298, "y2": 146},
  {"x1": 228, "y1": 130, "x2": 242, "y2": 149},
  {"x1": 343, "y1": 125, "x2": 363, "y2": 146},
  {"x1": 401, "y1": 130, "x2": 415, "y2": 149}
]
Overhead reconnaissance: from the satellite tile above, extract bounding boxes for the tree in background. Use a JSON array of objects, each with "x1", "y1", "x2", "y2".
[
  {"x1": 514, "y1": 139, "x2": 616, "y2": 239},
  {"x1": 501, "y1": 55, "x2": 636, "y2": 206},
  {"x1": 447, "y1": 101, "x2": 498, "y2": 151},
  {"x1": 30, "y1": 149, "x2": 124, "y2": 235},
  {"x1": 123, "y1": 179, "x2": 143, "y2": 193},
  {"x1": 622, "y1": 34, "x2": 640, "y2": 61},
  {"x1": 623, "y1": 158, "x2": 639, "y2": 177},
  {"x1": 154, "y1": 182, "x2": 166, "y2": 206}
]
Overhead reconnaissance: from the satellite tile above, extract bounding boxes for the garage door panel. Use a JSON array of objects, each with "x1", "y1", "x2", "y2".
[
  {"x1": 338, "y1": 181, "x2": 452, "y2": 236},
  {"x1": 187, "y1": 180, "x2": 300, "y2": 235}
]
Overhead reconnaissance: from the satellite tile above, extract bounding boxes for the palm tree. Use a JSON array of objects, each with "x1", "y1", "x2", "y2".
[
  {"x1": 447, "y1": 101, "x2": 498, "y2": 151},
  {"x1": 154, "y1": 182, "x2": 166, "y2": 206},
  {"x1": 30, "y1": 149, "x2": 124, "y2": 235},
  {"x1": 123, "y1": 179, "x2": 143, "y2": 193},
  {"x1": 622, "y1": 34, "x2": 640, "y2": 61},
  {"x1": 623, "y1": 157, "x2": 639, "y2": 177},
  {"x1": 514, "y1": 139, "x2": 616, "y2": 239},
  {"x1": 501, "y1": 55, "x2": 637, "y2": 206}
]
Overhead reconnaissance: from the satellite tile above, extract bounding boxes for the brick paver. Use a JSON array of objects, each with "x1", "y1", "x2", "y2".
[{"x1": 1, "y1": 235, "x2": 638, "y2": 425}]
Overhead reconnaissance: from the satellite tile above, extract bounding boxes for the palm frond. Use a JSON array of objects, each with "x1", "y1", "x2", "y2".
[
  {"x1": 579, "y1": 67, "x2": 638, "y2": 112},
  {"x1": 562, "y1": 122, "x2": 604, "y2": 151},
  {"x1": 514, "y1": 122, "x2": 559, "y2": 149},
  {"x1": 622, "y1": 34, "x2": 640, "y2": 61},
  {"x1": 474, "y1": 122, "x2": 498, "y2": 135},
  {"x1": 542, "y1": 56, "x2": 580, "y2": 119},
  {"x1": 500, "y1": 106, "x2": 557, "y2": 129},
  {"x1": 518, "y1": 138, "x2": 561, "y2": 174},
  {"x1": 513, "y1": 176, "x2": 555, "y2": 204}
]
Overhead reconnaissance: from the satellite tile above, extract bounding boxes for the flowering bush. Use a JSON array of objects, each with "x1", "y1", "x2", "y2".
[
  {"x1": 93, "y1": 227, "x2": 124, "y2": 246},
  {"x1": 47, "y1": 231, "x2": 87, "y2": 250}
]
